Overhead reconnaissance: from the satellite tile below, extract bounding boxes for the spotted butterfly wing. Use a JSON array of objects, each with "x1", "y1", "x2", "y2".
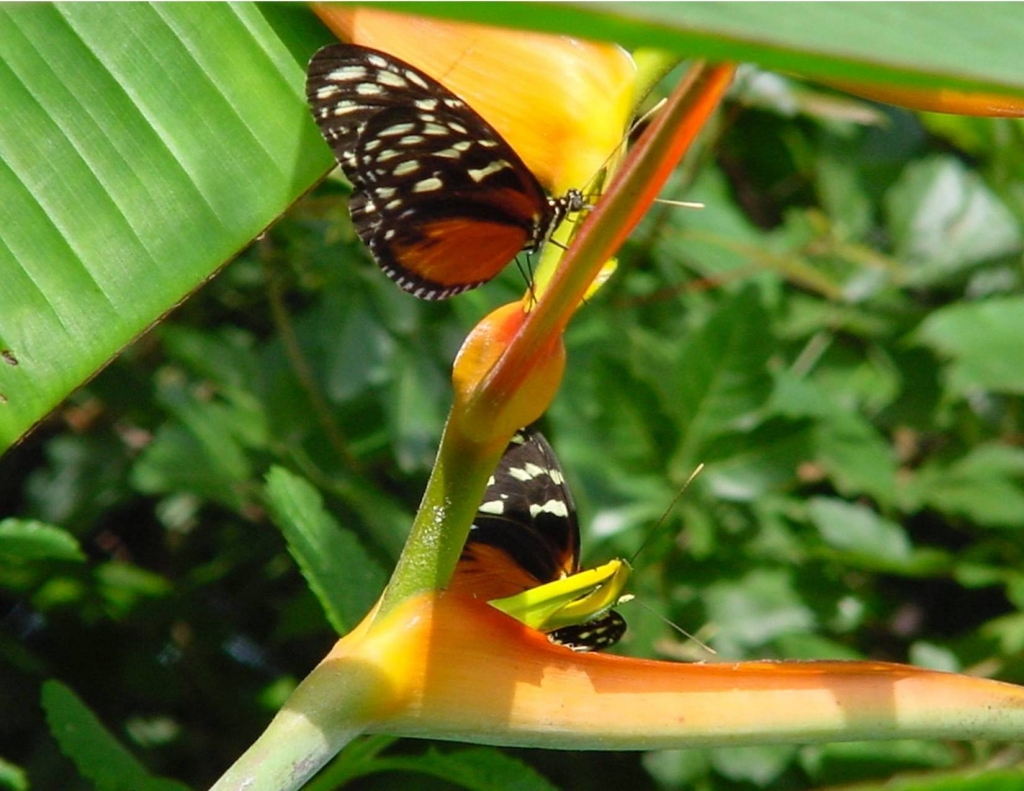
[
  {"x1": 306, "y1": 44, "x2": 582, "y2": 300},
  {"x1": 546, "y1": 611, "x2": 627, "y2": 653},
  {"x1": 450, "y1": 426, "x2": 626, "y2": 652}
]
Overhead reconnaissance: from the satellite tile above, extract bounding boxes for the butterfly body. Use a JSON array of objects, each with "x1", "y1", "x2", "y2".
[
  {"x1": 452, "y1": 426, "x2": 627, "y2": 652},
  {"x1": 306, "y1": 44, "x2": 584, "y2": 299}
]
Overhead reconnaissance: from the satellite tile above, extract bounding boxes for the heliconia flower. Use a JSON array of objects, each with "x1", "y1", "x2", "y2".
[
  {"x1": 311, "y1": 5, "x2": 637, "y2": 195},
  {"x1": 212, "y1": 591, "x2": 1024, "y2": 791}
]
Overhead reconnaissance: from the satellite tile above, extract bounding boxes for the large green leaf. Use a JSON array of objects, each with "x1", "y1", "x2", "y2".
[
  {"x1": 408, "y1": 3, "x2": 1024, "y2": 94},
  {"x1": 0, "y1": 3, "x2": 333, "y2": 451}
]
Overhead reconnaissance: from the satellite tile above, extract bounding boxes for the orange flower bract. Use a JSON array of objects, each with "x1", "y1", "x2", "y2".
[
  {"x1": 451, "y1": 301, "x2": 565, "y2": 443},
  {"x1": 825, "y1": 79, "x2": 1024, "y2": 118},
  {"x1": 297, "y1": 591, "x2": 1024, "y2": 751},
  {"x1": 212, "y1": 591, "x2": 1024, "y2": 790}
]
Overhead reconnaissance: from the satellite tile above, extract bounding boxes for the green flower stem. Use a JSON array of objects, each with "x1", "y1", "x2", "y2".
[
  {"x1": 208, "y1": 653, "x2": 387, "y2": 791},
  {"x1": 377, "y1": 421, "x2": 504, "y2": 616}
]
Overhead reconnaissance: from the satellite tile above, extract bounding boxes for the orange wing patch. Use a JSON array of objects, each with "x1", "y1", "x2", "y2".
[
  {"x1": 449, "y1": 543, "x2": 547, "y2": 601},
  {"x1": 392, "y1": 217, "x2": 531, "y2": 288}
]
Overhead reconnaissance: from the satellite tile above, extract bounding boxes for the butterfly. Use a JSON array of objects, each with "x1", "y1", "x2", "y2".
[
  {"x1": 450, "y1": 426, "x2": 627, "y2": 652},
  {"x1": 305, "y1": 44, "x2": 585, "y2": 300}
]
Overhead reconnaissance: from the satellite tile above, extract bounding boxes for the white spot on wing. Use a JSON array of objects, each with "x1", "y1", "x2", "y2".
[
  {"x1": 392, "y1": 161, "x2": 421, "y2": 176},
  {"x1": 328, "y1": 66, "x2": 361, "y2": 81},
  {"x1": 412, "y1": 177, "x2": 444, "y2": 193},
  {"x1": 467, "y1": 160, "x2": 512, "y2": 183},
  {"x1": 377, "y1": 71, "x2": 409, "y2": 88},
  {"x1": 523, "y1": 462, "x2": 549, "y2": 479},
  {"x1": 355, "y1": 82, "x2": 384, "y2": 96},
  {"x1": 529, "y1": 499, "x2": 570, "y2": 518},
  {"x1": 314, "y1": 84, "x2": 341, "y2": 100},
  {"x1": 379, "y1": 122, "x2": 416, "y2": 137},
  {"x1": 478, "y1": 500, "x2": 505, "y2": 515},
  {"x1": 336, "y1": 65, "x2": 367, "y2": 80},
  {"x1": 326, "y1": 99, "x2": 360, "y2": 116},
  {"x1": 508, "y1": 466, "x2": 534, "y2": 482},
  {"x1": 405, "y1": 70, "x2": 429, "y2": 90}
]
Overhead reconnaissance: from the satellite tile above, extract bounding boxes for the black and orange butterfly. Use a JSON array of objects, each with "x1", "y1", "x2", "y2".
[
  {"x1": 305, "y1": 44, "x2": 585, "y2": 300},
  {"x1": 450, "y1": 426, "x2": 627, "y2": 652}
]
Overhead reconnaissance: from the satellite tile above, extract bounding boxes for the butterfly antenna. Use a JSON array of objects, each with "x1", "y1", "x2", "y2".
[
  {"x1": 632, "y1": 97, "x2": 667, "y2": 133},
  {"x1": 636, "y1": 599, "x2": 717, "y2": 655},
  {"x1": 653, "y1": 198, "x2": 705, "y2": 209},
  {"x1": 628, "y1": 462, "x2": 705, "y2": 566}
]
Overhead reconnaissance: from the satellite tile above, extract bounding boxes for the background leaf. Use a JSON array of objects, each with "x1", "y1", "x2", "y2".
[
  {"x1": 264, "y1": 466, "x2": 386, "y2": 634},
  {"x1": 885, "y1": 155, "x2": 1022, "y2": 286},
  {"x1": 0, "y1": 518, "x2": 84, "y2": 563},
  {"x1": 375, "y1": 747, "x2": 561, "y2": 791},
  {"x1": 914, "y1": 296, "x2": 1024, "y2": 395},
  {"x1": 41, "y1": 680, "x2": 190, "y2": 791}
]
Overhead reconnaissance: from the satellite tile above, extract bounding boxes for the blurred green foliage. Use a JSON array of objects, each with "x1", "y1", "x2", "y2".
[{"x1": 3, "y1": 64, "x2": 1024, "y2": 790}]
